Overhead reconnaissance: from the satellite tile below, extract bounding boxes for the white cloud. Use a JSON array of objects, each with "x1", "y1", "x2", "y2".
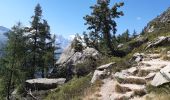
[
  {"x1": 136, "y1": 17, "x2": 142, "y2": 20},
  {"x1": 68, "y1": 34, "x2": 75, "y2": 41}
]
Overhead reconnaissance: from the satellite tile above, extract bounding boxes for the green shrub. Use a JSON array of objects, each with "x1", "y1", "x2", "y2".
[
  {"x1": 45, "y1": 76, "x2": 91, "y2": 100},
  {"x1": 75, "y1": 58, "x2": 97, "y2": 77},
  {"x1": 147, "y1": 83, "x2": 170, "y2": 94}
]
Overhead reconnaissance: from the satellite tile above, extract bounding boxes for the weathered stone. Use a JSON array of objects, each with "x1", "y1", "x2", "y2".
[
  {"x1": 131, "y1": 53, "x2": 145, "y2": 62},
  {"x1": 127, "y1": 67, "x2": 137, "y2": 74},
  {"x1": 91, "y1": 70, "x2": 106, "y2": 83},
  {"x1": 57, "y1": 45, "x2": 101, "y2": 66},
  {"x1": 151, "y1": 72, "x2": 168, "y2": 86},
  {"x1": 146, "y1": 36, "x2": 170, "y2": 49},
  {"x1": 160, "y1": 65, "x2": 170, "y2": 81},
  {"x1": 56, "y1": 45, "x2": 75, "y2": 65},
  {"x1": 114, "y1": 71, "x2": 129, "y2": 79},
  {"x1": 91, "y1": 62, "x2": 115, "y2": 83},
  {"x1": 97, "y1": 62, "x2": 115, "y2": 70},
  {"x1": 25, "y1": 78, "x2": 66, "y2": 90},
  {"x1": 117, "y1": 44, "x2": 124, "y2": 48}
]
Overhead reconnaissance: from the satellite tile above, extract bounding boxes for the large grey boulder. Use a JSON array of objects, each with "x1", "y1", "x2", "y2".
[
  {"x1": 56, "y1": 45, "x2": 75, "y2": 65},
  {"x1": 57, "y1": 45, "x2": 101, "y2": 66},
  {"x1": 146, "y1": 36, "x2": 170, "y2": 49},
  {"x1": 151, "y1": 72, "x2": 168, "y2": 87},
  {"x1": 151, "y1": 65, "x2": 170, "y2": 86},
  {"x1": 25, "y1": 78, "x2": 66, "y2": 90}
]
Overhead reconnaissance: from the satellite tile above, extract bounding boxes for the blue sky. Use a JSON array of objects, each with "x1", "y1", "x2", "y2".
[{"x1": 0, "y1": 0, "x2": 170, "y2": 39}]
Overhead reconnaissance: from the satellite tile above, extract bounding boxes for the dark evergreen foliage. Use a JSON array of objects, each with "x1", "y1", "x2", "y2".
[{"x1": 83, "y1": 0, "x2": 124, "y2": 55}]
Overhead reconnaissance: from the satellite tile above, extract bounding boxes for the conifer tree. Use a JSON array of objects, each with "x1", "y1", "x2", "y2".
[
  {"x1": 122, "y1": 29, "x2": 130, "y2": 42},
  {"x1": 28, "y1": 4, "x2": 56, "y2": 78},
  {"x1": 132, "y1": 30, "x2": 137, "y2": 38},
  {"x1": 0, "y1": 23, "x2": 27, "y2": 100},
  {"x1": 84, "y1": 0, "x2": 124, "y2": 55},
  {"x1": 72, "y1": 34, "x2": 83, "y2": 52}
]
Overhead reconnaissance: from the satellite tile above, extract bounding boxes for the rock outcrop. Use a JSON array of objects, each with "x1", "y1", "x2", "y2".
[
  {"x1": 57, "y1": 45, "x2": 101, "y2": 66},
  {"x1": 91, "y1": 62, "x2": 115, "y2": 83},
  {"x1": 145, "y1": 7, "x2": 170, "y2": 33},
  {"x1": 119, "y1": 36, "x2": 148, "y2": 54},
  {"x1": 25, "y1": 78, "x2": 66, "y2": 90},
  {"x1": 146, "y1": 36, "x2": 170, "y2": 49},
  {"x1": 50, "y1": 44, "x2": 101, "y2": 78}
]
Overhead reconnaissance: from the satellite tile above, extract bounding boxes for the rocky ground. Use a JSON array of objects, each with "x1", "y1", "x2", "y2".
[{"x1": 88, "y1": 52, "x2": 170, "y2": 100}]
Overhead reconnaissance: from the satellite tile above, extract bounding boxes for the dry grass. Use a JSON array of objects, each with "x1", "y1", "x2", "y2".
[
  {"x1": 161, "y1": 54, "x2": 170, "y2": 61},
  {"x1": 145, "y1": 93, "x2": 170, "y2": 100},
  {"x1": 83, "y1": 79, "x2": 103, "y2": 100},
  {"x1": 137, "y1": 70, "x2": 150, "y2": 77}
]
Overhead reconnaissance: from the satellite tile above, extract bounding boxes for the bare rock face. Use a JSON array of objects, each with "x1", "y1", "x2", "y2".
[
  {"x1": 57, "y1": 45, "x2": 101, "y2": 66},
  {"x1": 25, "y1": 78, "x2": 66, "y2": 90},
  {"x1": 50, "y1": 44, "x2": 101, "y2": 78},
  {"x1": 146, "y1": 36, "x2": 170, "y2": 49},
  {"x1": 56, "y1": 45, "x2": 75, "y2": 65}
]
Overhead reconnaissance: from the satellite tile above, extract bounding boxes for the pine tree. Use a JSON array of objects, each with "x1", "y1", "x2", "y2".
[
  {"x1": 132, "y1": 30, "x2": 137, "y2": 38},
  {"x1": 84, "y1": 0, "x2": 124, "y2": 55},
  {"x1": 28, "y1": 4, "x2": 56, "y2": 78},
  {"x1": 0, "y1": 23, "x2": 27, "y2": 100},
  {"x1": 28, "y1": 3, "x2": 43, "y2": 78},
  {"x1": 72, "y1": 34, "x2": 83, "y2": 52},
  {"x1": 122, "y1": 29, "x2": 130, "y2": 42}
]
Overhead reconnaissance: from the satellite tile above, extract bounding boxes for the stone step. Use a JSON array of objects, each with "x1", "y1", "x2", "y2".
[
  {"x1": 127, "y1": 67, "x2": 138, "y2": 75},
  {"x1": 137, "y1": 64, "x2": 166, "y2": 77},
  {"x1": 145, "y1": 72, "x2": 156, "y2": 80},
  {"x1": 111, "y1": 91, "x2": 135, "y2": 100},
  {"x1": 147, "y1": 54, "x2": 161, "y2": 59},
  {"x1": 119, "y1": 84, "x2": 146, "y2": 92},
  {"x1": 115, "y1": 75, "x2": 146, "y2": 85}
]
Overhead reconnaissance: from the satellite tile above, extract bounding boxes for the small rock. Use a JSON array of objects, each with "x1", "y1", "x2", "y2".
[
  {"x1": 131, "y1": 53, "x2": 145, "y2": 62},
  {"x1": 117, "y1": 44, "x2": 124, "y2": 48}
]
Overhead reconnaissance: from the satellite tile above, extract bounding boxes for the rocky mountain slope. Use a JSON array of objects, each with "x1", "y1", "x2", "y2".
[
  {"x1": 12, "y1": 6, "x2": 170, "y2": 100},
  {"x1": 145, "y1": 7, "x2": 170, "y2": 33}
]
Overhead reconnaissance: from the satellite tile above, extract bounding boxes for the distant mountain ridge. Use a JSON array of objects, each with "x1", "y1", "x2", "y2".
[
  {"x1": 0, "y1": 26, "x2": 9, "y2": 43},
  {"x1": 0, "y1": 26, "x2": 10, "y2": 33}
]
